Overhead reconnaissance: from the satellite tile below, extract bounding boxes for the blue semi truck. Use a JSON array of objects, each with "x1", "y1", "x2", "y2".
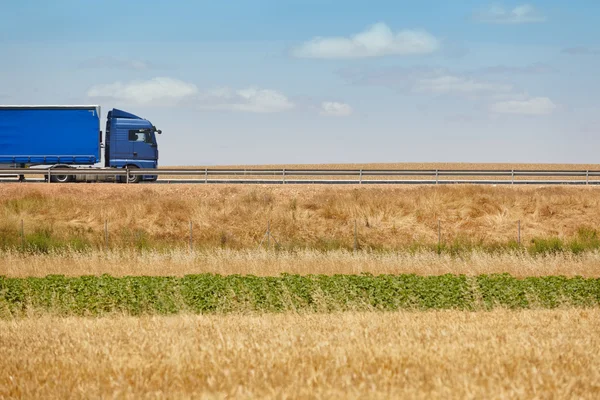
[{"x1": 0, "y1": 105, "x2": 160, "y2": 183}]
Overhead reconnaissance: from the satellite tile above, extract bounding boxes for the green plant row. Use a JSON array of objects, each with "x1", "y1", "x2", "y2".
[{"x1": 1, "y1": 274, "x2": 599, "y2": 317}]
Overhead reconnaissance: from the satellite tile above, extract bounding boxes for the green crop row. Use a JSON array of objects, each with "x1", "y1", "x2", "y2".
[{"x1": 1, "y1": 274, "x2": 599, "y2": 317}]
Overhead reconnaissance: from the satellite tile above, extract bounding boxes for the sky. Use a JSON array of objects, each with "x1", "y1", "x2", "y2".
[{"x1": 1, "y1": 0, "x2": 599, "y2": 166}]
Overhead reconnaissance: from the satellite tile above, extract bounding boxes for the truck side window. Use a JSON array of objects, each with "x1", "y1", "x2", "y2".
[{"x1": 128, "y1": 130, "x2": 148, "y2": 142}]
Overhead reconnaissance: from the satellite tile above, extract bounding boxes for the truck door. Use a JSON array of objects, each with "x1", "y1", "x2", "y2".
[
  {"x1": 128, "y1": 129, "x2": 156, "y2": 163},
  {"x1": 111, "y1": 119, "x2": 134, "y2": 164}
]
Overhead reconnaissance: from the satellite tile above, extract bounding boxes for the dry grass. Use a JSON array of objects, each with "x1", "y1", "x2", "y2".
[
  {"x1": 2, "y1": 184, "x2": 600, "y2": 251},
  {"x1": 1, "y1": 310, "x2": 599, "y2": 399},
  {"x1": 2, "y1": 248, "x2": 600, "y2": 278}
]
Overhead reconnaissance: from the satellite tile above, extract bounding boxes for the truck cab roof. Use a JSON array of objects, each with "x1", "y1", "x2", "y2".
[{"x1": 110, "y1": 109, "x2": 143, "y2": 120}]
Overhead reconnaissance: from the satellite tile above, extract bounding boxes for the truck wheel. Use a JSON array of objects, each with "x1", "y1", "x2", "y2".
[
  {"x1": 50, "y1": 173, "x2": 74, "y2": 183},
  {"x1": 125, "y1": 166, "x2": 141, "y2": 184}
]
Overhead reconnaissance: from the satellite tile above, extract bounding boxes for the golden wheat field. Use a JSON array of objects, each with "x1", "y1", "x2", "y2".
[
  {"x1": 2, "y1": 183, "x2": 600, "y2": 250},
  {"x1": 2, "y1": 248, "x2": 600, "y2": 277},
  {"x1": 1, "y1": 310, "x2": 599, "y2": 399}
]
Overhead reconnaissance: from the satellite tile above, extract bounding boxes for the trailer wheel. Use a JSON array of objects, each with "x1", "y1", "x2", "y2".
[
  {"x1": 50, "y1": 168, "x2": 74, "y2": 183},
  {"x1": 124, "y1": 165, "x2": 141, "y2": 184},
  {"x1": 51, "y1": 174, "x2": 74, "y2": 183}
]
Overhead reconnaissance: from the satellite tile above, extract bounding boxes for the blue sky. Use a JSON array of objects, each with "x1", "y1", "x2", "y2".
[{"x1": 1, "y1": 1, "x2": 599, "y2": 165}]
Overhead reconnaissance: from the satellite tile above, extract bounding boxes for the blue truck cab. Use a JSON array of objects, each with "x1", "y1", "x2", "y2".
[
  {"x1": 105, "y1": 109, "x2": 161, "y2": 182},
  {"x1": 0, "y1": 105, "x2": 161, "y2": 183}
]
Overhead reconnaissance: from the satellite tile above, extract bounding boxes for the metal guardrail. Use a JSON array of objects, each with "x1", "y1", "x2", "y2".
[{"x1": 1, "y1": 168, "x2": 600, "y2": 185}]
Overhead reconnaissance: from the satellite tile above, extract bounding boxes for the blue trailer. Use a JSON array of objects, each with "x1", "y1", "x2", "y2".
[{"x1": 0, "y1": 105, "x2": 161, "y2": 183}]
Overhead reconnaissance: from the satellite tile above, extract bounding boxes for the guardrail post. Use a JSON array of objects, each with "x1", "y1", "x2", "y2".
[
  {"x1": 205, "y1": 168, "x2": 208, "y2": 184},
  {"x1": 282, "y1": 168, "x2": 286, "y2": 184},
  {"x1": 586, "y1": 170, "x2": 589, "y2": 185},
  {"x1": 511, "y1": 169, "x2": 514, "y2": 185},
  {"x1": 126, "y1": 167, "x2": 130, "y2": 184},
  {"x1": 359, "y1": 169, "x2": 363, "y2": 184},
  {"x1": 47, "y1": 169, "x2": 51, "y2": 183},
  {"x1": 435, "y1": 169, "x2": 439, "y2": 185}
]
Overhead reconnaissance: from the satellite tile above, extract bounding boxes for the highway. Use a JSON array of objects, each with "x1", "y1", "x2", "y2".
[{"x1": 2, "y1": 168, "x2": 600, "y2": 185}]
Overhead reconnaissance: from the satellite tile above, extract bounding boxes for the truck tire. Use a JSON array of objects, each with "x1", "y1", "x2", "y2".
[
  {"x1": 50, "y1": 167, "x2": 74, "y2": 183},
  {"x1": 51, "y1": 174, "x2": 74, "y2": 183},
  {"x1": 124, "y1": 165, "x2": 141, "y2": 184}
]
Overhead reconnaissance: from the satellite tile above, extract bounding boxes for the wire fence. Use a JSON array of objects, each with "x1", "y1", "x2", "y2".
[{"x1": 8, "y1": 217, "x2": 528, "y2": 254}]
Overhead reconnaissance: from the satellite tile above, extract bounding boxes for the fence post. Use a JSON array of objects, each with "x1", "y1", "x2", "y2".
[
  {"x1": 189, "y1": 220, "x2": 193, "y2": 252},
  {"x1": 437, "y1": 219, "x2": 441, "y2": 253},
  {"x1": 257, "y1": 219, "x2": 280, "y2": 251},
  {"x1": 353, "y1": 219, "x2": 358, "y2": 251},
  {"x1": 104, "y1": 219, "x2": 108, "y2": 251},
  {"x1": 20, "y1": 219, "x2": 24, "y2": 250}
]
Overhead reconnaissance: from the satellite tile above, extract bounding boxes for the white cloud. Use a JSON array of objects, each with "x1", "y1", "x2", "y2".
[
  {"x1": 490, "y1": 97, "x2": 557, "y2": 115},
  {"x1": 474, "y1": 4, "x2": 546, "y2": 24},
  {"x1": 291, "y1": 22, "x2": 439, "y2": 59},
  {"x1": 87, "y1": 79, "x2": 294, "y2": 112},
  {"x1": 198, "y1": 87, "x2": 294, "y2": 113},
  {"x1": 320, "y1": 102, "x2": 353, "y2": 117},
  {"x1": 87, "y1": 77, "x2": 198, "y2": 105},
  {"x1": 341, "y1": 67, "x2": 513, "y2": 97},
  {"x1": 338, "y1": 66, "x2": 556, "y2": 116},
  {"x1": 414, "y1": 75, "x2": 513, "y2": 95}
]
